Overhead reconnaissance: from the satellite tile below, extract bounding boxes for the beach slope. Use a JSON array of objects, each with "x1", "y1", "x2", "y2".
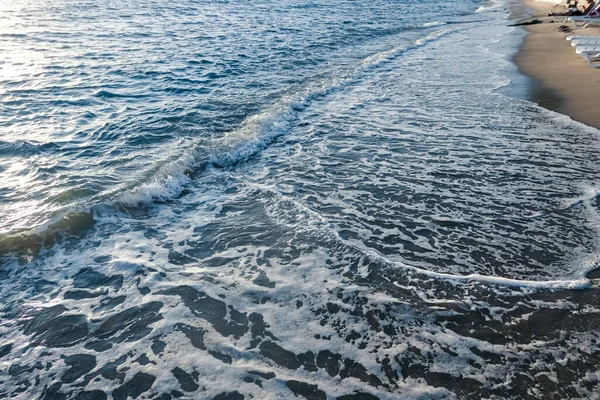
[{"x1": 515, "y1": 0, "x2": 600, "y2": 129}]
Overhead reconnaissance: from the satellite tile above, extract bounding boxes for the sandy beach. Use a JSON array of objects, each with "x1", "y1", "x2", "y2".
[{"x1": 515, "y1": 0, "x2": 600, "y2": 129}]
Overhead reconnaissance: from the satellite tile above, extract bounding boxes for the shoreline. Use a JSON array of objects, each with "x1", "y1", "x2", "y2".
[{"x1": 513, "y1": 0, "x2": 600, "y2": 129}]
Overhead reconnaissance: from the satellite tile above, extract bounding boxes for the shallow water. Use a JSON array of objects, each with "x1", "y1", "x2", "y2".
[{"x1": 1, "y1": 0, "x2": 600, "y2": 399}]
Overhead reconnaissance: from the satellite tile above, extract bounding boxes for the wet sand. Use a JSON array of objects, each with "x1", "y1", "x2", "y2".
[{"x1": 514, "y1": 0, "x2": 600, "y2": 129}]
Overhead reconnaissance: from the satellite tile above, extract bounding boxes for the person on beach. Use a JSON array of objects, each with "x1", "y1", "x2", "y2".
[{"x1": 549, "y1": 0, "x2": 596, "y2": 17}]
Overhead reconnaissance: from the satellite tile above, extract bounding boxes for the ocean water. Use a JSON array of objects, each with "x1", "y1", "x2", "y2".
[{"x1": 1, "y1": 0, "x2": 600, "y2": 399}]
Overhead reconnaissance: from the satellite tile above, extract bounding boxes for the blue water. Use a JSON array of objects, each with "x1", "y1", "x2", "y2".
[{"x1": 1, "y1": 0, "x2": 600, "y2": 399}]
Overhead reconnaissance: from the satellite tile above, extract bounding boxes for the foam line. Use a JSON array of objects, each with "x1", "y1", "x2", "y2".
[
  {"x1": 259, "y1": 185, "x2": 594, "y2": 291},
  {"x1": 356, "y1": 240, "x2": 593, "y2": 290},
  {"x1": 409, "y1": 266, "x2": 591, "y2": 289}
]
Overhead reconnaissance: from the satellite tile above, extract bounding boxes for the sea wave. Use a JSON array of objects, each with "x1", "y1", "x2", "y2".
[{"x1": 0, "y1": 29, "x2": 464, "y2": 256}]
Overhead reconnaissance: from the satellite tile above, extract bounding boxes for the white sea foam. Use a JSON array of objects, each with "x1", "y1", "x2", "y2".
[
  {"x1": 475, "y1": 0, "x2": 507, "y2": 13},
  {"x1": 2, "y1": 2, "x2": 600, "y2": 399},
  {"x1": 423, "y1": 21, "x2": 446, "y2": 27}
]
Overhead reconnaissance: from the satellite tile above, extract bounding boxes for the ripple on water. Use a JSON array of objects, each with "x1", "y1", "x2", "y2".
[{"x1": 1, "y1": 0, "x2": 600, "y2": 399}]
